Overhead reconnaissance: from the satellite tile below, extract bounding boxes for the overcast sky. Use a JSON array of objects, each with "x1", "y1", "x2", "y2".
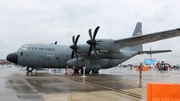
[{"x1": 0, "y1": 0, "x2": 180, "y2": 65}]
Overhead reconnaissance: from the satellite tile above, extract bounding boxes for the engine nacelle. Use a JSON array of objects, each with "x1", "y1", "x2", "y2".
[
  {"x1": 66, "y1": 59, "x2": 84, "y2": 68},
  {"x1": 77, "y1": 44, "x2": 89, "y2": 53},
  {"x1": 96, "y1": 39, "x2": 115, "y2": 53}
]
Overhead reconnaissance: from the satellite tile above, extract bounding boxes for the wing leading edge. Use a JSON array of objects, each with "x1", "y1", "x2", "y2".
[{"x1": 114, "y1": 28, "x2": 180, "y2": 49}]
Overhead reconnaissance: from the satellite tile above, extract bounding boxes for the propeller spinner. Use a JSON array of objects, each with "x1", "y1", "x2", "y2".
[
  {"x1": 87, "y1": 26, "x2": 100, "y2": 58},
  {"x1": 70, "y1": 35, "x2": 80, "y2": 59}
]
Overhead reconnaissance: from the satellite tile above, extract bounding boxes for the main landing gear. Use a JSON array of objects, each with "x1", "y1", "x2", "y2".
[
  {"x1": 80, "y1": 69, "x2": 99, "y2": 74},
  {"x1": 92, "y1": 70, "x2": 99, "y2": 74},
  {"x1": 26, "y1": 66, "x2": 34, "y2": 72},
  {"x1": 74, "y1": 68, "x2": 80, "y2": 73}
]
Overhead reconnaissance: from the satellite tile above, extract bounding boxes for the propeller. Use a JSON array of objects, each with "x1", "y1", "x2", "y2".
[
  {"x1": 55, "y1": 41, "x2": 57, "y2": 45},
  {"x1": 87, "y1": 26, "x2": 100, "y2": 58},
  {"x1": 70, "y1": 35, "x2": 80, "y2": 59}
]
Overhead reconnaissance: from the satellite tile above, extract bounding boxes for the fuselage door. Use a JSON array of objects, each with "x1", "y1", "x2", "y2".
[{"x1": 38, "y1": 56, "x2": 44, "y2": 66}]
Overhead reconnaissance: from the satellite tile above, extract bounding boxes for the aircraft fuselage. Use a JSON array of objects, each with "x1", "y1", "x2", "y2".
[{"x1": 7, "y1": 43, "x2": 135, "y2": 71}]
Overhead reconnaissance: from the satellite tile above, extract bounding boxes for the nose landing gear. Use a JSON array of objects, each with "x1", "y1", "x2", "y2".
[{"x1": 27, "y1": 66, "x2": 34, "y2": 72}]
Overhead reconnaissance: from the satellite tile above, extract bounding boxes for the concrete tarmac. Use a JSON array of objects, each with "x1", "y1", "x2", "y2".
[{"x1": 1, "y1": 65, "x2": 180, "y2": 101}]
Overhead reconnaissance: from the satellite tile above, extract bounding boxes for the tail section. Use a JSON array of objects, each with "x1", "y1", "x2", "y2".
[
  {"x1": 132, "y1": 22, "x2": 142, "y2": 36},
  {"x1": 123, "y1": 22, "x2": 143, "y2": 51},
  {"x1": 131, "y1": 22, "x2": 143, "y2": 51}
]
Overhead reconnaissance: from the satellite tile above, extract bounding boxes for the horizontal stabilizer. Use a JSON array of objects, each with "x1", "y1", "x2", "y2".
[{"x1": 138, "y1": 50, "x2": 172, "y2": 55}]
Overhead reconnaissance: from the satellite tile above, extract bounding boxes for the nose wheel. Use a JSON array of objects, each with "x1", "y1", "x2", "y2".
[{"x1": 27, "y1": 66, "x2": 33, "y2": 72}]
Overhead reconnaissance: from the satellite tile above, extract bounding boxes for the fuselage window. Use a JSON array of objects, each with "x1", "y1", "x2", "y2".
[
  {"x1": 21, "y1": 52, "x2": 23, "y2": 56},
  {"x1": 20, "y1": 45, "x2": 30, "y2": 50}
]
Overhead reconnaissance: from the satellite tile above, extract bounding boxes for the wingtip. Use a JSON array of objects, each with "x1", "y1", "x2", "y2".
[{"x1": 169, "y1": 49, "x2": 172, "y2": 52}]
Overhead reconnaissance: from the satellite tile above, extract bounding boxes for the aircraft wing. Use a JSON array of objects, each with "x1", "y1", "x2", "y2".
[
  {"x1": 114, "y1": 28, "x2": 180, "y2": 48},
  {"x1": 138, "y1": 50, "x2": 172, "y2": 55}
]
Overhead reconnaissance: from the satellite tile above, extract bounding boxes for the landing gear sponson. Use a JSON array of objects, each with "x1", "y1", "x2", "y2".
[{"x1": 26, "y1": 66, "x2": 99, "y2": 74}]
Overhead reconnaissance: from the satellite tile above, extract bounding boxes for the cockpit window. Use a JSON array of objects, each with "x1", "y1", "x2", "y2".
[{"x1": 19, "y1": 45, "x2": 30, "y2": 50}]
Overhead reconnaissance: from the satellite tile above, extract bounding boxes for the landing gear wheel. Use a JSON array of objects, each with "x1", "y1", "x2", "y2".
[
  {"x1": 80, "y1": 69, "x2": 83, "y2": 74},
  {"x1": 81, "y1": 69, "x2": 90, "y2": 74},
  {"x1": 92, "y1": 70, "x2": 99, "y2": 74},
  {"x1": 74, "y1": 68, "x2": 79, "y2": 73},
  {"x1": 85, "y1": 70, "x2": 90, "y2": 74},
  {"x1": 27, "y1": 66, "x2": 33, "y2": 72}
]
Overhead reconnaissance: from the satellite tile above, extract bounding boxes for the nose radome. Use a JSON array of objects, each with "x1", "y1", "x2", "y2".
[{"x1": 6, "y1": 52, "x2": 18, "y2": 64}]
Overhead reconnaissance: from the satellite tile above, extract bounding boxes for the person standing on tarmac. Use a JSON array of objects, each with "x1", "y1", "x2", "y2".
[{"x1": 139, "y1": 63, "x2": 143, "y2": 78}]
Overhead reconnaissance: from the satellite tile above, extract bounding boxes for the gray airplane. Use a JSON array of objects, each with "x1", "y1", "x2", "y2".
[{"x1": 6, "y1": 22, "x2": 180, "y2": 73}]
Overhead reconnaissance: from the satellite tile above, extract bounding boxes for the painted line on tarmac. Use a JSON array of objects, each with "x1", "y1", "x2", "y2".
[{"x1": 72, "y1": 77, "x2": 146, "y2": 101}]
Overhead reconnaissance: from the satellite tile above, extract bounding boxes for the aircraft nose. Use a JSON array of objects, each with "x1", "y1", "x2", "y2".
[{"x1": 6, "y1": 52, "x2": 18, "y2": 64}]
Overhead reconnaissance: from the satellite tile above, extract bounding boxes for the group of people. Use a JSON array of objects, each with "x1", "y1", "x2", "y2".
[
  {"x1": 138, "y1": 61, "x2": 170, "y2": 79},
  {"x1": 154, "y1": 61, "x2": 170, "y2": 71}
]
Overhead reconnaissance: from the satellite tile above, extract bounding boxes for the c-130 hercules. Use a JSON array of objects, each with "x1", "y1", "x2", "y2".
[{"x1": 6, "y1": 22, "x2": 180, "y2": 73}]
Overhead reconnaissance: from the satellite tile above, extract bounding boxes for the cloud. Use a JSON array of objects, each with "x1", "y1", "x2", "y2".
[{"x1": 0, "y1": 0, "x2": 180, "y2": 64}]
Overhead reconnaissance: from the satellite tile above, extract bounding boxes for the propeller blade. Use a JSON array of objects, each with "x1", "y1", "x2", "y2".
[
  {"x1": 71, "y1": 50, "x2": 74, "y2": 59},
  {"x1": 93, "y1": 26, "x2": 100, "y2": 39},
  {"x1": 72, "y1": 36, "x2": 75, "y2": 44},
  {"x1": 75, "y1": 35, "x2": 80, "y2": 45},
  {"x1": 75, "y1": 50, "x2": 78, "y2": 59},
  {"x1": 88, "y1": 45, "x2": 92, "y2": 56},
  {"x1": 70, "y1": 35, "x2": 80, "y2": 59},
  {"x1": 88, "y1": 29, "x2": 93, "y2": 39},
  {"x1": 55, "y1": 41, "x2": 57, "y2": 44},
  {"x1": 87, "y1": 26, "x2": 100, "y2": 58},
  {"x1": 92, "y1": 45, "x2": 98, "y2": 58}
]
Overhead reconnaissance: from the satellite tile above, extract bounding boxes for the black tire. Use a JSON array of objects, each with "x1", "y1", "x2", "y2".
[
  {"x1": 85, "y1": 70, "x2": 90, "y2": 74},
  {"x1": 74, "y1": 68, "x2": 79, "y2": 73},
  {"x1": 81, "y1": 69, "x2": 83, "y2": 74},
  {"x1": 27, "y1": 66, "x2": 33, "y2": 72},
  {"x1": 92, "y1": 70, "x2": 99, "y2": 74},
  {"x1": 80, "y1": 69, "x2": 90, "y2": 74}
]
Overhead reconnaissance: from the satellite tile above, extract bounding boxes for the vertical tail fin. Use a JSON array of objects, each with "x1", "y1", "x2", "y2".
[
  {"x1": 131, "y1": 22, "x2": 142, "y2": 51},
  {"x1": 132, "y1": 22, "x2": 142, "y2": 36}
]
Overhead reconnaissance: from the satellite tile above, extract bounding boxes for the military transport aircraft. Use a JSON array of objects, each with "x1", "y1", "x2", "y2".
[{"x1": 6, "y1": 22, "x2": 180, "y2": 73}]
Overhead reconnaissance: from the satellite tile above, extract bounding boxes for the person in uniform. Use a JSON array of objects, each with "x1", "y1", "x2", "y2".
[{"x1": 139, "y1": 63, "x2": 143, "y2": 78}]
